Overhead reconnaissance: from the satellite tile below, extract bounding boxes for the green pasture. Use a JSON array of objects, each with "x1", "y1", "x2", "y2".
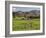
[{"x1": 12, "y1": 17, "x2": 40, "y2": 31}]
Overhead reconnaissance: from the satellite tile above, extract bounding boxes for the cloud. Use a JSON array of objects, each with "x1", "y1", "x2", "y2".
[{"x1": 12, "y1": 7, "x2": 40, "y2": 12}]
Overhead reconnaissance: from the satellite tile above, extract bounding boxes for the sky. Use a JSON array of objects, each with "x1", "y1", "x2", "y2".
[{"x1": 12, "y1": 7, "x2": 40, "y2": 12}]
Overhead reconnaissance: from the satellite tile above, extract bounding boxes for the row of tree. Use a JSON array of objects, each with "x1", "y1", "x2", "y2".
[{"x1": 13, "y1": 10, "x2": 40, "y2": 19}]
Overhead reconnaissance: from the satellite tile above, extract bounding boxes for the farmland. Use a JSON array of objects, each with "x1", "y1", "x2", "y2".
[{"x1": 12, "y1": 17, "x2": 40, "y2": 31}]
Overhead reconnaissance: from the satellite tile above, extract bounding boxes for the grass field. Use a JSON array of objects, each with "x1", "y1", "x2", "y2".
[{"x1": 12, "y1": 17, "x2": 40, "y2": 31}]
